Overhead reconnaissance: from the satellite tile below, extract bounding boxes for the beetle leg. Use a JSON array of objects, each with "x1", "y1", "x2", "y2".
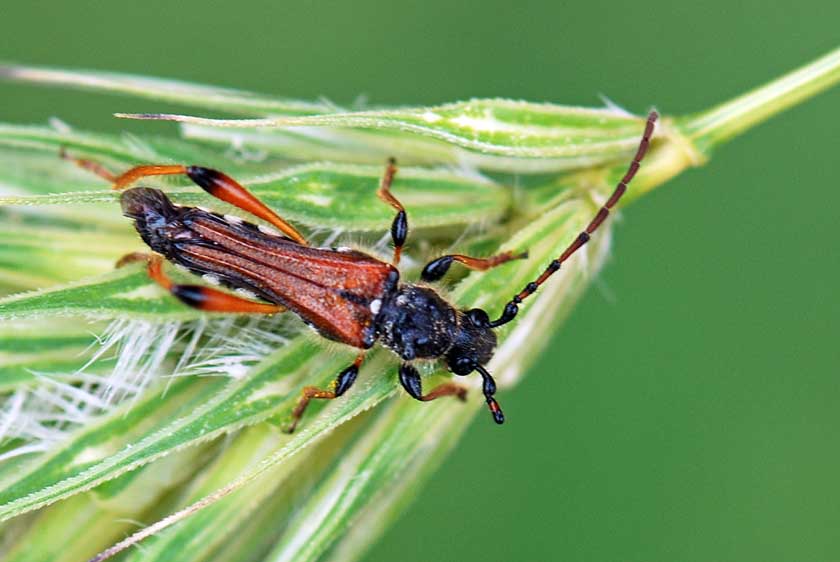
[
  {"x1": 375, "y1": 158, "x2": 407, "y2": 266},
  {"x1": 474, "y1": 364, "x2": 505, "y2": 424},
  {"x1": 60, "y1": 147, "x2": 116, "y2": 181},
  {"x1": 420, "y1": 250, "x2": 529, "y2": 282},
  {"x1": 284, "y1": 353, "x2": 365, "y2": 433},
  {"x1": 146, "y1": 255, "x2": 285, "y2": 314},
  {"x1": 61, "y1": 150, "x2": 308, "y2": 245},
  {"x1": 115, "y1": 251, "x2": 153, "y2": 269},
  {"x1": 398, "y1": 363, "x2": 468, "y2": 403}
]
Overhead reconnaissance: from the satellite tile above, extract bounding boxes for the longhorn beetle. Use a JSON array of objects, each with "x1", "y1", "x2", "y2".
[{"x1": 63, "y1": 111, "x2": 657, "y2": 431}]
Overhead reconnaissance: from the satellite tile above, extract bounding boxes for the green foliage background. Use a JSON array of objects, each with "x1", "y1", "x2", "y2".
[{"x1": 1, "y1": 2, "x2": 838, "y2": 561}]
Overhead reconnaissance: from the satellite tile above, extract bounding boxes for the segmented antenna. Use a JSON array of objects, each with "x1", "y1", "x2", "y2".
[{"x1": 490, "y1": 111, "x2": 659, "y2": 328}]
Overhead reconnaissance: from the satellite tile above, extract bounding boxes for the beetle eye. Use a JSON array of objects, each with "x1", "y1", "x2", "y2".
[
  {"x1": 451, "y1": 356, "x2": 475, "y2": 376},
  {"x1": 466, "y1": 308, "x2": 490, "y2": 327}
]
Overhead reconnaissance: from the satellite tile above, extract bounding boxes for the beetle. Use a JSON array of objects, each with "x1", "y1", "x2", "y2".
[{"x1": 63, "y1": 110, "x2": 657, "y2": 431}]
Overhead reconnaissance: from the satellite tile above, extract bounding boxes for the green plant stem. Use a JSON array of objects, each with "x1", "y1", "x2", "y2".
[
  {"x1": 681, "y1": 46, "x2": 840, "y2": 153},
  {"x1": 608, "y1": 45, "x2": 840, "y2": 205}
]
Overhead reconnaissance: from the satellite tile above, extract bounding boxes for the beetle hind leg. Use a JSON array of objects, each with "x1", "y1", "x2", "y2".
[
  {"x1": 60, "y1": 149, "x2": 308, "y2": 245},
  {"x1": 60, "y1": 147, "x2": 117, "y2": 182},
  {"x1": 115, "y1": 251, "x2": 153, "y2": 269},
  {"x1": 145, "y1": 255, "x2": 285, "y2": 314}
]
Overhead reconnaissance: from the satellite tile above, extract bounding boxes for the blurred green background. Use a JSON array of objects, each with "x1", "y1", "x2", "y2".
[{"x1": 2, "y1": 2, "x2": 838, "y2": 561}]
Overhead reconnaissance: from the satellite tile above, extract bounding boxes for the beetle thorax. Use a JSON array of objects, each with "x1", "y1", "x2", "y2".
[{"x1": 375, "y1": 284, "x2": 459, "y2": 361}]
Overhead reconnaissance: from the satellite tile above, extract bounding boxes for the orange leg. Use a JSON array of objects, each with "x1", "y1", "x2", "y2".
[
  {"x1": 114, "y1": 251, "x2": 152, "y2": 269},
  {"x1": 420, "y1": 250, "x2": 529, "y2": 282},
  {"x1": 60, "y1": 147, "x2": 116, "y2": 182},
  {"x1": 284, "y1": 353, "x2": 366, "y2": 433},
  {"x1": 418, "y1": 382, "x2": 468, "y2": 402},
  {"x1": 61, "y1": 151, "x2": 308, "y2": 245},
  {"x1": 146, "y1": 255, "x2": 285, "y2": 314},
  {"x1": 376, "y1": 158, "x2": 407, "y2": 266}
]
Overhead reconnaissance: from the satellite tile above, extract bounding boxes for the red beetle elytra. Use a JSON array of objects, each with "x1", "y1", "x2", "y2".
[{"x1": 64, "y1": 111, "x2": 657, "y2": 431}]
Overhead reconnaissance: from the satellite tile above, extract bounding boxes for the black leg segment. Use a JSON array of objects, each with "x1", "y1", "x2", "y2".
[
  {"x1": 376, "y1": 158, "x2": 408, "y2": 266},
  {"x1": 421, "y1": 251, "x2": 528, "y2": 282},
  {"x1": 475, "y1": 364, "x2": 505, "y2": 424},
  {"x1": 398, "y1": 363, "x2": 468, "y2": 403},
  {"x1": 284, "y1": 353, "x2": 364, "y2": 433}
]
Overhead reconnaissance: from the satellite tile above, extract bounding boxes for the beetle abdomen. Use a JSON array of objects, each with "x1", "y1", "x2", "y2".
[{"x1": 120, "y1": 187, "x2": 184, "y2": 256}]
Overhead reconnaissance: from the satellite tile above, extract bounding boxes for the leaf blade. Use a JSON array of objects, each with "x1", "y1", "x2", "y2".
[
  {"x1": 0, "y1": 64, "x2": 336, "y2": 116},
  {"x1": 118, "y1": 100, "x2": 650, "y2": 160}
]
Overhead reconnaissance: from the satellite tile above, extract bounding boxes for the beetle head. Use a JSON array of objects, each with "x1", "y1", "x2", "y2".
[{"x1": 445, "y1": 308, "x2": 496, "y2": 376}]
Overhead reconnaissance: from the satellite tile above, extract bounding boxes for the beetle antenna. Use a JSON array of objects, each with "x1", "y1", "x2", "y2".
[
  {"x1": 489, "y1": 110, "x2": 658, "y2": 328},
  {"x1": 474, "y1": 364, "x2": 504, "y2": 424}
]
